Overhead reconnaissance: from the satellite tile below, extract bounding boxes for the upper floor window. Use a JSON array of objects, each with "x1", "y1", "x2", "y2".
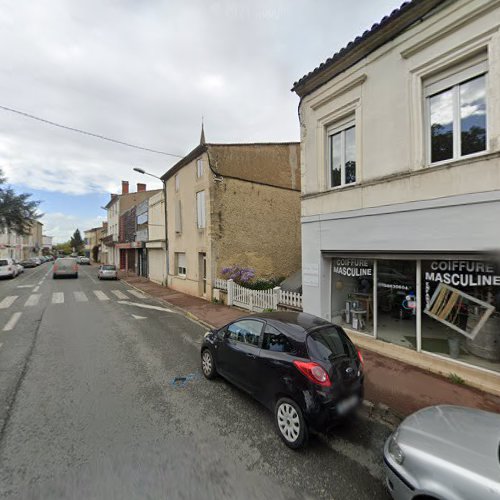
[
  {"x1": 328, "y1": 120, "x2": 356, "y2": 188},
  {"x1": 425, "y1": 55, "x2": 487, "y2": 164},
  {"x1": 196, "y1": 190, "x2": 206, "y2": 229},
  {"x1": 175, "y1": 174, "x2": 180, "y2": 192},
  {"x1": 196, "y1": 159, "x2": 203, "y2": 178}
]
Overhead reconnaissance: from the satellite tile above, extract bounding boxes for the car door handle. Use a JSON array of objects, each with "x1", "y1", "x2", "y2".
[{"x1": 246, "y1": 353, "x2": 256, "y2": 359}]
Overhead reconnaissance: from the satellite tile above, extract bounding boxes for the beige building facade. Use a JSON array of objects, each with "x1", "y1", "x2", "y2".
[
  {"x1": 163, "y1": 140, "x2": 301, "y2": 299},
  {"x1": 293, "y1": 0, "x2": 500, "y2": 390}
]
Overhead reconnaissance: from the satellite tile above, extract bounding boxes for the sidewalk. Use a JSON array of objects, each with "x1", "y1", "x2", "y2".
[{"x1": 121, "y1": 273, "x2": 500, "y2": 419}]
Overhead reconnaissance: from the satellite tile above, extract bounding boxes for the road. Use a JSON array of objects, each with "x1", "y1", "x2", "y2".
[{"x1": 0, "y1": 263, "x2": 392, "y2": 499}]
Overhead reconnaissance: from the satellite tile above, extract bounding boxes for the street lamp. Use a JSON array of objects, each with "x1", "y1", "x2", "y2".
[{"x1": 133, "y1": 167, "x2": 169, "y2": 283}]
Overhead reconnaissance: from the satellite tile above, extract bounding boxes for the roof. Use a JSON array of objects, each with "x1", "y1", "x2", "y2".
[
  {"x1": 292, "y1": 0, "x2": 445, "y2": 98},
  {"x1": 162, "y1": 142, "x2": 300, "y2": 191},
  {"x1": 240, "y1": 311, "x2": 331, "y2": 332}
]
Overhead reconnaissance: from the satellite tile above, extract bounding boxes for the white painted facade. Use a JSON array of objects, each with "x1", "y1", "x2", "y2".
[
  {"x1": 146, "y1": 190, "x2": 167, "y2": 285},
  {"x1": 297, "y1": 0, "x2": 500, "y2": 384},
  {"x1": 106, "y1": 197, "x2": 120, "y2": 266}
]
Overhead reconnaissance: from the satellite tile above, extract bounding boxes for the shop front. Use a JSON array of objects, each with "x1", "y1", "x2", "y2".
[{"x1": 329, "y1": 255, "x2": 500, "y2": 374}]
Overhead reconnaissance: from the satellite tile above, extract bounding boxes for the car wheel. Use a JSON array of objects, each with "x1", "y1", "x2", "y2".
[
  {"x1": 201, "y1": 349, "x2": 217, "y2": 379},
  {"x1": 75, "y1": 273, "x2": 78, "y2": 278},
  {"x1": 275, "y1": 398, "x2": 308, "y2": 449},
  {"x1": 53, "y1": 275, "x2": 57, "y2": 279}
]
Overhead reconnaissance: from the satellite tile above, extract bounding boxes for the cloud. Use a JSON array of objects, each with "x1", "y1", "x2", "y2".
[
  {"x1": 0, "y1": 0, "x2": 403, "y2": 201},
  {"x1": 41, "y1": 211, "x2": 104, "y2": 243}
]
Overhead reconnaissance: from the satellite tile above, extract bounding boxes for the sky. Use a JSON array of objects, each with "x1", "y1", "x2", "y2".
[{"x1": 0, "y1": 0, "x2": 403, "y2": 243}]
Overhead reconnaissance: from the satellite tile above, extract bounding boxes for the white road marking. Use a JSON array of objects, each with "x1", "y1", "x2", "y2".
[
  {"x1": 3, "y1": 312, "x2": 22, "y2": 331},
  {"x1": 112, "y1": 290, "x2": 128, "y2": 300},
  {"x1": 74, "y1": 291, "x2": 88, "y2": 302},
  {"x1": 0, "y1": 296, "x2": 18, "y2": 309},
  {"x1": 117, "y1": 301, "x2": 172, "y2": 313},
  {"x1": 33, "y1": 286, "x2": 40, "y2": 292},
  {"x1": 93, "y1": 290, "x2": 109, "y2": 301},
  {"x1": 16, "y1": 285, "x2": 34, "y2": 289},
  {"x1": 132, "y1": 314, "x2": 147, "y2": 320},
  {"x1": 127, "y1": 289, "x2": 146, "y2": 299},
  {"x1": 51, "y1": 292, "x2": 64, "y2": 304},
  {"x1": 24, "y1": 294, "x2": 41, "y2": 307}
]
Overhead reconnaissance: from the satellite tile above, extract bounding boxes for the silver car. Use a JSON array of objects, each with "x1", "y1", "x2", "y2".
[
  {"x1": 384, "y1": 405, "x2": 500, "y2": 500},
  {"x1": 97, "y1": 264, "x2": 118, "y2": 280}
]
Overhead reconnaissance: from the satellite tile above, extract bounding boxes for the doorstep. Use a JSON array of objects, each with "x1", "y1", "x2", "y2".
[{"x1": 346, "y1": 328, "x2": 500, "y2": 398}]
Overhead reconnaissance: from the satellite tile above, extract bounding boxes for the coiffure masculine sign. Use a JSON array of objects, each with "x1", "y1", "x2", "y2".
[
  {"x1": 424, "y1": 260, "x2": 500, "y2": 287},
  {"x1": 333, "y1": 259, "x2": 372, "y2": 277}
]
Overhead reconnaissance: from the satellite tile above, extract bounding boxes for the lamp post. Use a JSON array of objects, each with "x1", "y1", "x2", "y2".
[{"x1": 133, "y1": 167, "x2": 169, "y2": 284}]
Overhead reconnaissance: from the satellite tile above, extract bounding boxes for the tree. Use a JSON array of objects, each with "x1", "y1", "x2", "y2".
[
  {"x1": 54, "y1": 241, "x2": 72, "y2": 255},
  {"x1": 0, "y1": 169, "x2": 41, "y2": 234},
  {"x1": 70, "y1": 229, "x2": 84, "y2": 254}
]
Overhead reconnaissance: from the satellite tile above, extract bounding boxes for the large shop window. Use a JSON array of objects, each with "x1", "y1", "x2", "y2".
[
  {"x1": 377, "y1": 260, "x2": 417, "y2": 349},
  {"x1": 422, "y1": 260, "x2": 500, "y2": 373},
  {"x1": 331, "y1": 258, "x2": 374, "y2": 334}
]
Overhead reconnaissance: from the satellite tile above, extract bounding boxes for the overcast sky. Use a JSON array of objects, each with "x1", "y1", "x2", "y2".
[{"x1": 0, "y1": 0, "x2": 402, "y2": 242}]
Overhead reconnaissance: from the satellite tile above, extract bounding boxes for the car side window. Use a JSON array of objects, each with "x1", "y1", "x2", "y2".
[
  {"x1": 262, "y1": 325, "x2": 294, "y2": 353},
  {"x1": 227, "y1": 320, "x2": 263, "y2": 347}
]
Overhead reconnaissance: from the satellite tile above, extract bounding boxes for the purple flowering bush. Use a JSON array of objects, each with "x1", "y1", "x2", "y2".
[{"x1": 221, "y1": 265, "x2": 255, "y2": 285}]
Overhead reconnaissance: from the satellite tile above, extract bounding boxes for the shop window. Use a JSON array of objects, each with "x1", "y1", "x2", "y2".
[
  {"x1": 377, "y1": 260, "x2": 417, "y2": 349},
  {"x1": 422, "y1": 259, "x2": 500, "y2": 373},
  {"x1": 425, "y1": 54, "x2": 487, "y2": 164},
  {"x1": 331, "y1": 258, "x2": 374, "y2": 335}
]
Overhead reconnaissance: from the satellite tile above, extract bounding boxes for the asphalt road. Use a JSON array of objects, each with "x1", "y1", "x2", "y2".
[{"x1": 0, "y1": 263, "x2": 393, "y2": 500}]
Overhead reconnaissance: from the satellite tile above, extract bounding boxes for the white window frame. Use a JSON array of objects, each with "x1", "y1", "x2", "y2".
[
  {"x1": 196, "y1": 159, "x2": 203, "y2": 178},
  {"x1": 424, "y1": 55, "x2": 488, "y2": 166},
  {"x1": 326, "y1": 117, "x2": 356, "y2": 189},
  {"x1": 175, "y1": 174, "x2": 180, "y2": 192},
  {"x1": 176, "y1": 252, "x2": 186, "y2": 276},
  {"x1": 196, "y1": 190, "x2": 206, "y2": 229}
]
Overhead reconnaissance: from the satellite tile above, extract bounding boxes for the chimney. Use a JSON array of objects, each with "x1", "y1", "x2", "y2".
[
  {"x1": 137, "y1": 183, "x2": 146, "y2": 192},
  {"x1": 121, "y1": 181, "x2": 129, "y2": 194}
]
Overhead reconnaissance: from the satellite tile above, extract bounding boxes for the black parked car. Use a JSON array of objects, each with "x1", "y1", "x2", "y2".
[{"x1": 201, "y1": 312, "x2": 364, "y2": 449}]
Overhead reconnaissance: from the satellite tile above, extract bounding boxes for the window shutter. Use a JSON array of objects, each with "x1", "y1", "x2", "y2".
[{"x1": 175, "y1": 199, "x2": 182, "y2": 233}]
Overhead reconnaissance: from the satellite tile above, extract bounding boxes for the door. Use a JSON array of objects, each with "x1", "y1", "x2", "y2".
[
  {"x1": 216, "y1": 319, "x2": 263, "y2": 394},
  {"x1": 199, "y1": 253, "x2": 207, "y2": 297}
]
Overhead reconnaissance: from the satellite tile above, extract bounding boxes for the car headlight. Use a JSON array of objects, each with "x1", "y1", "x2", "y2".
[
  {"x1": 203, "y1": 331, "x2": 211, "y2": 339},
  {"x1": 388, "y1": 432, "x2": 405, "y2": 465}
]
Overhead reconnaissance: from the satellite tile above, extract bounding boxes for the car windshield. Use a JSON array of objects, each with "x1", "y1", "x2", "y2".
[
  {"x1": 57, "y1": 259, "x2": 75, "y2": 267},
  {"x1": 102, "y1": 265, "x2": 116, "y2": 270},
  {"x1": 306, "y1": 326, "x2": 355, "y2": 362},
  {"x1": 0, "y1": 260, "x2": 8, "y2": 266}
]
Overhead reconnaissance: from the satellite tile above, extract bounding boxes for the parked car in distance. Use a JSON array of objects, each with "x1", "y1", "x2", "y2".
[
  {"x1": 79, "y1": 257, "x2": 91, "y2": 265},
  {"x1": 384, "y1": 405, "x2": 500, "y2": 500},
  {"x1": 20, "y1": 259, "x2": 37, "y2": 268},
  {"x1": 53, "y1": 258, "x2": 78, "y2": 279},
  {"x1": 13, "y1": 260, "x2": 24, "y2": 274},
  {"x1": 31, "y1": 257, "x2": 42, "y2": 266},
  {"x1": 201, "y1": 312, "x2": 364, "y2": 449},
  {"x1": 0, "y1": 258, "x2": 18, "y2": 278},
  {"x1": 97, "y1": 264, "x2": 117, "y2": 280}
]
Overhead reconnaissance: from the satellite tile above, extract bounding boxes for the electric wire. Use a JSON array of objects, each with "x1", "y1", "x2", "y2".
[{"x1": 0, "y1": 104, "x2": 184, "y2": 158}]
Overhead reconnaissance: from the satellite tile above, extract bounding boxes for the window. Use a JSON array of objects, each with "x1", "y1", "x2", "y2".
[
  {"x1": 176, "y1": 252, "x2": 186, "y2": 276},
  {"x1": 306, "y1": 326, "x2": 354, "y2": 362},
  {"x1": 196, "y1": 191, "x2": 206, "y2": 229},
  {"x1": 425, "y1": 56, "x2": 487, "y2": 164},
  {"x1": 227, "y1": 320, "x2": 263, "y2": 346},
  {"x1": 196, "y1": 159, "x2": 203, "y2": 178},
  {"x1": 327, "y1": 121, "x2": 356, "y2": 188},
  {"x1": 262, "y1": 324, "x2": 293, "y2": 353},
  {"x1": 175, "y1": 174, "x2": 179, "y2": 192}
]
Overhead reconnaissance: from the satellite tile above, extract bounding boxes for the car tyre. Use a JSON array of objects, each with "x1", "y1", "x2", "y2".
[
  {"x1": 275, "y1": 398, "x2": 308, "y2": 449},
  {"x1": 201, "y1": 349, "x2": 217, "y2": 379},
  {"x1": 75, "y1": 273, "x2": 78, "y2": 279}
]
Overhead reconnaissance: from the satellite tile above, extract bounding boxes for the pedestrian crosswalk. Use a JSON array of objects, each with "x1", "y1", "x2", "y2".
[{"x1": 0, "y1": 288, "x2": 148, "y2": 310}]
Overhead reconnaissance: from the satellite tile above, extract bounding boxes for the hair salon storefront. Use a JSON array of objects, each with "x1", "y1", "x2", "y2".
[
  {"x1": 327, "y1": 255, "x2": 500, "y2": 375},
  {"x1": 301, "y1": 191, "x2": 500, "y2": 384}
]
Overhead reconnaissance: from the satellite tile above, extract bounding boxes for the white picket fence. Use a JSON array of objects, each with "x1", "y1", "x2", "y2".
[{"x1": 213, "y1": 278, "x2": 302, "y2": 312}]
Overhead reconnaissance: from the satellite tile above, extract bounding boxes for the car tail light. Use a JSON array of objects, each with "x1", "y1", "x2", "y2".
[
  {"x1": 293, "y1": 360, "x2": 331, "y2": 387},
  {"x1": 53, "y1": 265, "x2": 58, "y2": 272},
  {"x1": 73, "y1": 265, "x2": 77, "y2": 272},
  {"x1": 357, "y1": 349, "x2": 364, "y2": 367}
]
